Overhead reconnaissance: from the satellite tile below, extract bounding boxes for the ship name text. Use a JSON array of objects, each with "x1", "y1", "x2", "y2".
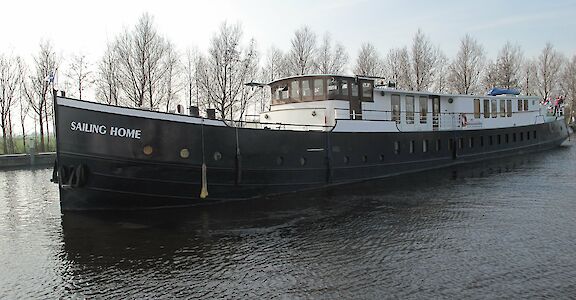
[{"x1": 70, "y1": 121, "x2": 142, "y2": 139}]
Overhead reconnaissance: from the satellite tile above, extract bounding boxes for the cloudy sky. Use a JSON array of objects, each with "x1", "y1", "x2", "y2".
[{"x1": 1, "y1": 0, "x2": 575, "y2": 68}]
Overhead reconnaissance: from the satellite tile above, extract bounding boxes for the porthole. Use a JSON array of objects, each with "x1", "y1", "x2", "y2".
[
  {"x1": 143, "y1": 145, "x2": 153, "y2": 155},
  {"x1": 379, "y1": 154, "x2": 384, "y2": 161},
  {"x1": 344, "y1": 156, "x2": 350, "y2": 164},
  {"x1": 362, "y1": 155, "x2": 368, "y2": 163},
  {"x1": 213, "y1": 152, "x2": 222, "y2": 161},
  {"x1": 299, "y1": 157, "x2": 307, "y2": 166},
  {"x1": 276, "y1": 156, "x2": 284, "y2": 165},
  {"x1": 180, "y1": 148, "x2": 190, "y2": 158}
]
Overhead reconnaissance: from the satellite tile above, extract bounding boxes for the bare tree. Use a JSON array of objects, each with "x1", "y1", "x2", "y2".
[
  {"x1": 95, "y1": 42, "x2": 120, "y2": 105},
  {"x1": 410, "y1": 29, "x2": 438, "y2": 91},
  {"x1": 263, "y1": 46, "x2": 289, "y2": 82},
  {"x1": 385, "y1": 47, "x2": 411, "y2": 90},
  {"x1": 448, "y1": 34, "x2": 485, "y2": 94},
  {"x1": 314, "y1": 32, "x2": 348, "y2": 74},
  {"x1": 536, "y1": 43, "x2": 563, "y2": 100},
  {"x1": 354, "y1": 43, "x2": 382, "y2": 77},
  {"x1": 160, "y1": 41, "x2": 182, "y2": 112},
  {"x1": 18, "y1": 67, "x2": 30, "y2": 153},
  {"x1": 521, "y1": 58, "x2": 538, "y2": 96},
  {"x1": 288, "y1": 26, "x2": 316, "y2": 75},
  {"x1": 23, "y1": 41, "x2": 57, "y2": 152},
  {"x1": 65, "y1": 53, "x2": 92, "y2": 99},
  {"x1": 114, "y1": 13, "x2": 168, "y2": 109},
  {"x1": 494, "y1": 41, "x2": 523, "y2": 89},
  {"x1": 433, "y1": 52, "x2": 450, "y2": 93},
  {"x1": 560, "y1": 55, "x2": 576, "y2": 121},
  {"x1": 0, "y1": 54, "x2": 22, "y2": 154},
  {"x1": 183, "y1": 47, "x2": 200, "y2": 109},
  {"x1": 197, "y1": 22, "x2": 260, "y2": 120},
  {"x1": 482, "y1": 59, "x2": 499, "y2": 91}
]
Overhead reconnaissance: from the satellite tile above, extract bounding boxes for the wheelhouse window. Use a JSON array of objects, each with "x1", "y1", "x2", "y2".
[
  {"x1": 523, "y1": 99, "x2": 529, "y2": 111},
  {"x1": 419, "y1": 96, "x2": 428, "y2": 123},
  {"x1": 500, "y1": 100, "x2": 506, "y2": 117},
  {"x1": 361, "y1": 81, "x2": 373, "y2": 101},
  {"x1": 340, "y1": 80, "x2": 349, "y2": 98},
  {"x1": 351, "y1": 81, "x2": 359, "y2": 99},
  {"x1": 302, "y1": 80, "x2": 312, "y2": 100},
  {"x1": 483, "y1": 99, "x2": 490, "y2": 118},
  {"x1": 328, "y1": 78, "x2": 339, "y2": 99},
  {"x1": 518, "y1": 99, "x2": 523, "y2": 111},
  {"x1": 507, "y1": 100, "x2": 512, "y2": 117},
  {"x1": 474, "y1": 99, "x2": 480, "y2": 118},
  {"x1": 313, "y1": 79, "x2": 324, "y2": 99},
  {"x1": 290, "y1": 80, "x2": 300, "y2": 101},
  {"x1": 406, "y1": 95, "x2": 415, "y2": 124},
  {"x1": 491, "y1": 99, "x2": 497, "y2": 118},
  {"x1": 392, "y1": 94, "x2": 401, "y2": 122}
]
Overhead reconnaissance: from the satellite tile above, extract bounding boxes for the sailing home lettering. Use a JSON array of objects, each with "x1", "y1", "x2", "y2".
[{"x1": 70, "y1": 122, "x2": 142, "y2": 139}]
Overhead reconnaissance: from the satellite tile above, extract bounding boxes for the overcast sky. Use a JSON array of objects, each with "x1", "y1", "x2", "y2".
[{"x1": 2, "y1": 0, "x2": 575, "y2": 69}]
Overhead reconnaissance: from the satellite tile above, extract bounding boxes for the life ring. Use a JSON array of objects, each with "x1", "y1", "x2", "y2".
[{"x1": 460, "y1": 113, "x2": 468, "y2": 127}]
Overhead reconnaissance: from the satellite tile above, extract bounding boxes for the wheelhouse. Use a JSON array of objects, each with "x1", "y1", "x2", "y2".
[{"x1": 270, "y1": 75, "x2": 375, "y2": 105}]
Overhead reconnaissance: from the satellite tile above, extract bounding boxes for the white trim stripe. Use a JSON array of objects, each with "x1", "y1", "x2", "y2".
[{"x1": 56, "y1": 97, "x2": 226, "y2": 126}]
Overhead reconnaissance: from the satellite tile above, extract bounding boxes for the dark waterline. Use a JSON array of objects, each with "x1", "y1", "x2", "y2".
[{"x1": 1, "y1": 139, "x2": 576, "y2": 299}]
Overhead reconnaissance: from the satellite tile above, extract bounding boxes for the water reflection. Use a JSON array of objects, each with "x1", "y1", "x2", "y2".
[{"x1": 58, "y1": 144, "x2": 576, "y2": 298}]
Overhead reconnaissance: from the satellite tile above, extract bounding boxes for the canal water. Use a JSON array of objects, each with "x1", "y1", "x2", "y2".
[{"x1": 1, "y1": 139, "x2": 576, "y2": 299}]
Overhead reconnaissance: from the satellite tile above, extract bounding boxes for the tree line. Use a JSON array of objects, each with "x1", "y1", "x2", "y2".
[{"x1": 0, "y1": 13, "x2": 575, "y2": 154}]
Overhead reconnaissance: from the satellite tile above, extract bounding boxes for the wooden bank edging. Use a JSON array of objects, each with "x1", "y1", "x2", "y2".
[{"x1": 0, "y1": 152, "x2": 56, "y2": 169}]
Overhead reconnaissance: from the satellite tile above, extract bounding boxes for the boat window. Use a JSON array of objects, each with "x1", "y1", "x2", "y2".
[
  {"x1": 526, "y1": 131, "x2": 530, "y2": 140},
  {"x1": 497, "y1": 135, "x2": 501, "y2": 144},
  {"x1": 362, "y1": 81, "x2": 373, "y2": 100},
  {"x1": 436, "y1": 139, "x2": 441, "y2": 152},
  {"x1": 459, "y1": 138, "x2": 464, "y2": 149},
  {"x1": 449, "y1": 138, "x2": 453, "y2": 151},
  {"x1": 491, "y1": 99, "x2": 497, "y2": 118},
  {"x1": 500, "y1": 100, "x2": 506, "y2": 117},
  {"x1": 272, "y1": 85, "x2": 279, "y2": 103},
  {"x1": 341, "y1": 80, "x2": 349, "y2": 98},
  {"x1": 290, "y1": 80, "x2": 300, "y2": 101},
  {"x1": 483, "y1": 99, "x2": 490, "y2": 118},
  {"x1": 392, "y1": 94, "x2": 401, "y2": 123},
  {"x1": 351, "y1": 81, "x2": 359, "y2": 98},
  {"x1": 423, "y1": 140, "x2": 428, "y2": 153},
  {"x1": 506, "y1": 100, "x2": 512, "y2": 117},
  {"x1": 513, "y1": 133, "x2": 517, "y2": 142},
  {"x1": 344, "y1": 156, "x2": 350, "y2": 164},
  {"x1": 300, "y1": 157, "x2": 307, "y2": 166},
  {"x1": 410, "y1": 140, "x2": 415, "y2": 153},
  {"x1": 362, "y1": 155, "x2": 368, "y2": 163},
  {"x1": 302, "y1": 80, "x2": 312, "y2": 100},
  {"x1": 533, "y1": 130, "x2": 537, "y2": 139},
  {"x1": 480, "y1": 136, "x2": 484, "y2": 147},
  {"x1": 394, "y1": 141, "x2": 400, "y2": 154},
  {"x1": 489, "y1": 136, "x2": 493, "y2": 145},
  {"x1": 505, "y1": 134, "x2": 509, "y2": 143},
  {"x1": 523, "y1": 99, "x2": 529, "y2": 111},
  {"x1": 313, "y1": 78, "x2": 325, "y2": 100},
  {"x1": 474, "y1": 99, "x2": 480, "y2": 118},
  {"x1": 469, "y1": 137, "x2": 474, "y2": 148},
  {"x1": 406, "y1": 95, "x2": 415, "y2": 124},
  {"x1": 328, "y1": 78, "x2": 339, "y2": 99},
  {"x1": 419, "y1": 96, "x2": 428, "y2": 123},
  {"x1": 520, "y1": 132, "x2": 524, "y2": 141},
  {"x1": 518, "y1": 99, "x2": 523, "y2": 111},
  {"x1": 379, "y1": 154, "x2": 385, "y2": 161}
]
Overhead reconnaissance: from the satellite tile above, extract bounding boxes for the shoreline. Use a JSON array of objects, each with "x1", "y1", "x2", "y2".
[{"x1": 0, "y1": 152, "x2": 56, "y2": 170}]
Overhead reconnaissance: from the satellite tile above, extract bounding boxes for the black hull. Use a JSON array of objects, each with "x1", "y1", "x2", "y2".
[{"x1": 54, "y1": 99, "x2": 570, "y2": 211}]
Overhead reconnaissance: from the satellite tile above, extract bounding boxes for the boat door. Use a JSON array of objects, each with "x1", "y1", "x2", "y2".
[{"x1": 432, "y1": 96, "x2": 440, "y2": 129}]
